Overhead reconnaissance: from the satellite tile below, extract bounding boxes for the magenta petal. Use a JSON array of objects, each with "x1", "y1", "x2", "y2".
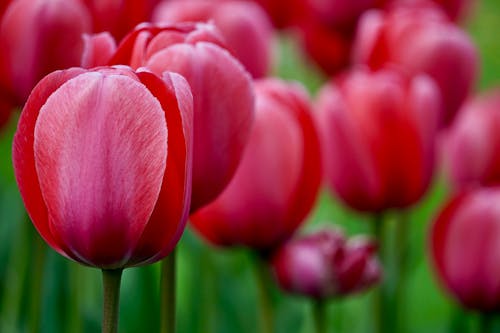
[
  {"x1": 81, "y1": 32, "x2": 117, "y2": 68},
  {"x1": 13, "y1": 68, "x2": 86, "y2": 259},
  {"x1": 33, "y1": 72, "x2": 167, "y2": 268}
]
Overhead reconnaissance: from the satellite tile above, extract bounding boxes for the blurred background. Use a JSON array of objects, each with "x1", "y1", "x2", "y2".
[{"x1": 0, "y1": 0, "x2": 499, "y2": 332}]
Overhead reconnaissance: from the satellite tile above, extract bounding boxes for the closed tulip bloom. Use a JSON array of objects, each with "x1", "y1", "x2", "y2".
[
  {"x1": 0, "y1": 0, "x2": 91, "y2": 104},
  {"x1": 316, "y1": 68, "x2": 440, "y2": 212},
  {"x1": 153, "y1": 0, "x2": 273, "y2": 78},
  {"x1": 443, "y1": 90, "x2": 500, "y2": 189},
  {"x1": 247, "y1": 0, "x2": 305, "y2": 28},
  {"x1": 110, "y1": 23, "x2": 254, "y2": 212},
  {"x1": 190, "y1": 79, "x2": 321, "y2": 251},
  {"x1": 13, "y1": 66, "x2": 193, "y2": 268},
  {"x1": 271, "y1": 229, "x2": 381, "y2": 299},
  {"x1": 353, "y1": 5, "x2": 478, "y2": 127},
  {"x1": 431, "y1": 188, "x2": 500, "y2": 311},
  {"x1": 82, "y1": 0, "x2": 162, "y2": 40}
]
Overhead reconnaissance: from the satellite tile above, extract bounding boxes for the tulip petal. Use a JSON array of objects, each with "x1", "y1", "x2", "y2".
[
  {"x1": 129, "y1": 70, "x2": 193, "y2": 265},
  {"x1": 33, "y1": 72, "x2": 167, "y2": 268},
  {"x1": 13, "y1": 68, "x2": 86, "y2": 260}
]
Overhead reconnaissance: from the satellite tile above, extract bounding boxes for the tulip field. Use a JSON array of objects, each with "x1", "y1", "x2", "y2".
[{"x1": 1, "y1": 0, "x2": 500, "y2": 333}]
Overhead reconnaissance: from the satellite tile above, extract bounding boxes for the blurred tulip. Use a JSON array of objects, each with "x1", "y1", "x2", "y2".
[
  {"x1": 432, "y1": 0, "x2": 475, "y2": 21},
  {"x1": 0, "y1": 0, "x2": 91, "y2": 105},
  {"x1": 82, "y1": 0, "x2": 162, "y2": 40},
  {"x1": 153, "y1": 0, "x2": 274, "y2": 78},
  {"x1": 81, "y1": 32, "x2": 117, "y2": 69},
  {"x1": 13, "y1": 66, "x2": 193, "y2": 268},
  {"x1": 247, "y1": 0, "x2": 305, "y2": 28},
  {"x1": 271, "y1": 228, "x2": 381, "y2": 299},
  {"x1": 430, "y1": 188, "x2": 500, "y2": 311},
  {"x1": 443, "y1": 90, "x2": 500, "y2": 189},
  {"x1": 316, "y1": 68, "x2": 440, "y2": 212},
  {"x1": 353, "y1": 4, "x2": 478, "y2": 127},
  {"x1": 110, "y1": 23, "x2": 254, "y2": 212},
  {"x1": 191, "y1": 78, "x2": 321, "y2": 251}
]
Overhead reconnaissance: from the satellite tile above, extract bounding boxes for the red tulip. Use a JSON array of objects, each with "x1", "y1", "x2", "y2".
[
  {"x1": 431, "y1": 188, "x2": 500, "y2": 311},
  {"x1": 0, "y1": 0, "x2": 92, "y2": 104},
  {"x1": 432, "y1": 0, "x2": 475, "y2": 21},
  {"x1": 190, "y1": 78, "x2": 321, "y2": 251},
  {"x1": 271, "y1": 228, "x2": 381, "y2": 299},
  {"x1": 81, "y1": 32, "x2": 117, "y2": 69},
  {"x1": 110, "y1": 23, "x2": 255, "y2": 212},
  {"x1": 316, "y1": 68, "x2": 440, "y2": 212},
  {"x1": 153, "y1": 0, "x2": 274, "y2": 78},
  {"x1": 82, "y1": 0, "x2": 162, "y2": 40},
  {"x1": 353, "y1": 4, "x2": 478, "y2": 127},
  {"x1": 246, "y1": 0, "x2": 305, "y2": 28},
  {"x1": 13, "y1": 66, "x2": 193, "y2": 268},
  {"x1": 443, "y1": 90, "x2": 500, "y2": 190}
]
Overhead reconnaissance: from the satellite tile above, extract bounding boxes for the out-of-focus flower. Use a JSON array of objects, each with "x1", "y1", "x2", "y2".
[
  {"x1": 153, "y1": 0, "x2": 273, "y2": 78},
  {"x1": 443, "y1": 90, "x2": 500, "y2": 190},
  {"x1": 247, "y1": 0, "x2": 305, "y2": 28},
  {"x1": 13, "y1": 66, "x2": 193, "y2": 268},
  {"x1": 191, "y1": 78, "x2": 321, "y2": 252},
  {"x1": 316, "y1": 68, "x2": 440, "y2": 212},
  {"x1": 430, "y1": 188, "x2": 500, "y2": 311},
  {"x1": 353, "y1": 4, "x2": 478, "y2": 127},
  {"x1": 109, "y1": 23, "x2": 254, "y2": 213},
  {"x1": 0, "y1": 0, "x2": 91, "y2": 104},
  {"x1": 82, "y1": 0, "x2": 162, "y2": 40},
  {"x1": 271, "y1": 228, "x2": 381, "y2": 299}
]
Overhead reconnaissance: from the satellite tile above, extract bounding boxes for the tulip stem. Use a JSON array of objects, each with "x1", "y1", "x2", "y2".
[
  {"x1": 479, "y1": 313, "x2": 495, "y2": 333},
  {"x1": 254, "y1": 257, "x2": 274, "y2": 333},
  {"x1": 372, "y1": 212, "x2": 393, "y2": 333},
  {"x1": 160, "y1": 249, "x2": 177, "y2": 333},
  {"x1": 312, "y1": 299, "x2": 327, "y2": 333},
  {"x1": 395, "y1": 211, "x2": 410, "y2": 333},
  {"x1": 102, "y1": 268, "x2": 123, "y2": 333}
]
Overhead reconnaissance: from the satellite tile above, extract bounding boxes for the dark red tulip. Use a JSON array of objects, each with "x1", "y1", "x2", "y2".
[
  {"x1": 431, "y1": 188, "x2": 500, "y2": 311},
  {"x1": 153, "y1": 0, "x2": 274, "y2": 78},
  {"x1": 82, "y1": 0, "x2": 162, "y2": 40},
  {"x1": 191, "y1": 78, "x2": 321, "y2": 251},
  {"x1": 353, "y1": 4, "x2": 478, "y2": 127},
  {"x1": 246, "y1": 0, "x2": 305, "y2": 28},
  {"x1": 13, "y1": 66, "x2": 193, "y2": 268},
  {"x1": 271, "y1": 228, "x2": 381, "y2": 299},
  {"x1": 109, "y1": 23, "x2": 255, "y2": 213},
  {"x1": 443, "y1": 90, "x2": 500, "y2": 190},
  {"x1": 0, "y1": 0, "x2": 91, "y2": 104},
  {"x1": 316, "y1": 68, "x2": 440, "y2": 212}
]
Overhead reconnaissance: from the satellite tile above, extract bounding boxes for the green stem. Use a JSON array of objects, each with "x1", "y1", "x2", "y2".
[
  {"x1": 312, "y1": 300, "x2": 327, "y2": 333},
  {"x1": 395, "y1": 211, "x2": 410, "y2": 333},
  {"x1": 102, "y1": 269, "x2": 123, "y2": 333},
  {"x1": 160, "y1": 249, "x2": 177, "y2": 333},
  {"x1": 28, "y1": 231, "x2": 47, "y2": 333},
  {"x1": 479, "y1": 313, "x2": 495, "y2": 333},
  {"x1": 372, "y1": 213, "x2": 386, "y2": 333},
  {"x1": 254, "y1": 257, "x2": 274, "y2": 333}
]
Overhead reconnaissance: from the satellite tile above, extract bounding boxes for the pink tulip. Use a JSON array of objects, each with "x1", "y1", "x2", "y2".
[
  {"x1": 109, "y1": 23, "x2": 255, "y2": 212},
  {"x1": 271, "y1": 228, "x2": 381, "y2": 299},
  {"x1": 431, "y1": 188, "x2": 500, "y2": 311},
  {"x1": 316, "y1": 68, "x2": 440, "y2": 212},
  {"x1": 0, "y1": 0, "x2": 92, "y2": 104},
  {"x1": 82, "y1": 0, "x2": 162, "y2": 40},
  {"x1": 13, "y1": 66, "x2": 193, "y2": 268},
  {"x1": 443, "y1": 90, "x2": 500, "y2": 190},
  {"x1": 153, "y1": 0, "x2": 274, "y2": 78},
  {"x1": 353, "y1": 4, "x2": 478, "y2": 127},
  {"x1": 190, "y1": 78, "x2": 321, "y2": 251}
]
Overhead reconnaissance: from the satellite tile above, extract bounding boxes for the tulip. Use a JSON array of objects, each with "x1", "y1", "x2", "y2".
[
  {"x1": 353, "y1": 4, "x2": 478, "y2": 127},
  {"x1": 0, "y1": 0, "x2": 92, "y2": 105},
  {"x1": 247, "y1": 0, "x2": 305, "y2": 28},
  {"x1": 153, "y1": 0, "x2": 273, "y2": 78},
  {"x1": 430, "y1": 188, "x2": 500, "y2": 312},
  {"x1": 316, "y1": 68, "x2": 440, "y2": 212},
  {"x1": 82, "y1": 0, "x2": 162, "y2": 40},
  {"x1": 443, "y1": 90, "x2": 500, "y2": 190},
  {"x1": 109, "y1": 23, "x2": 255, "y2": 212},
  {"x1": 271, "y1": 228, "x2": 381, "y2": 299},
  {"x1": 191, "y1": 78, "x2": 321, "y2": 251},
  {"x1": 13, "y1": 66, "x2": 193, "y2": 269}
]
